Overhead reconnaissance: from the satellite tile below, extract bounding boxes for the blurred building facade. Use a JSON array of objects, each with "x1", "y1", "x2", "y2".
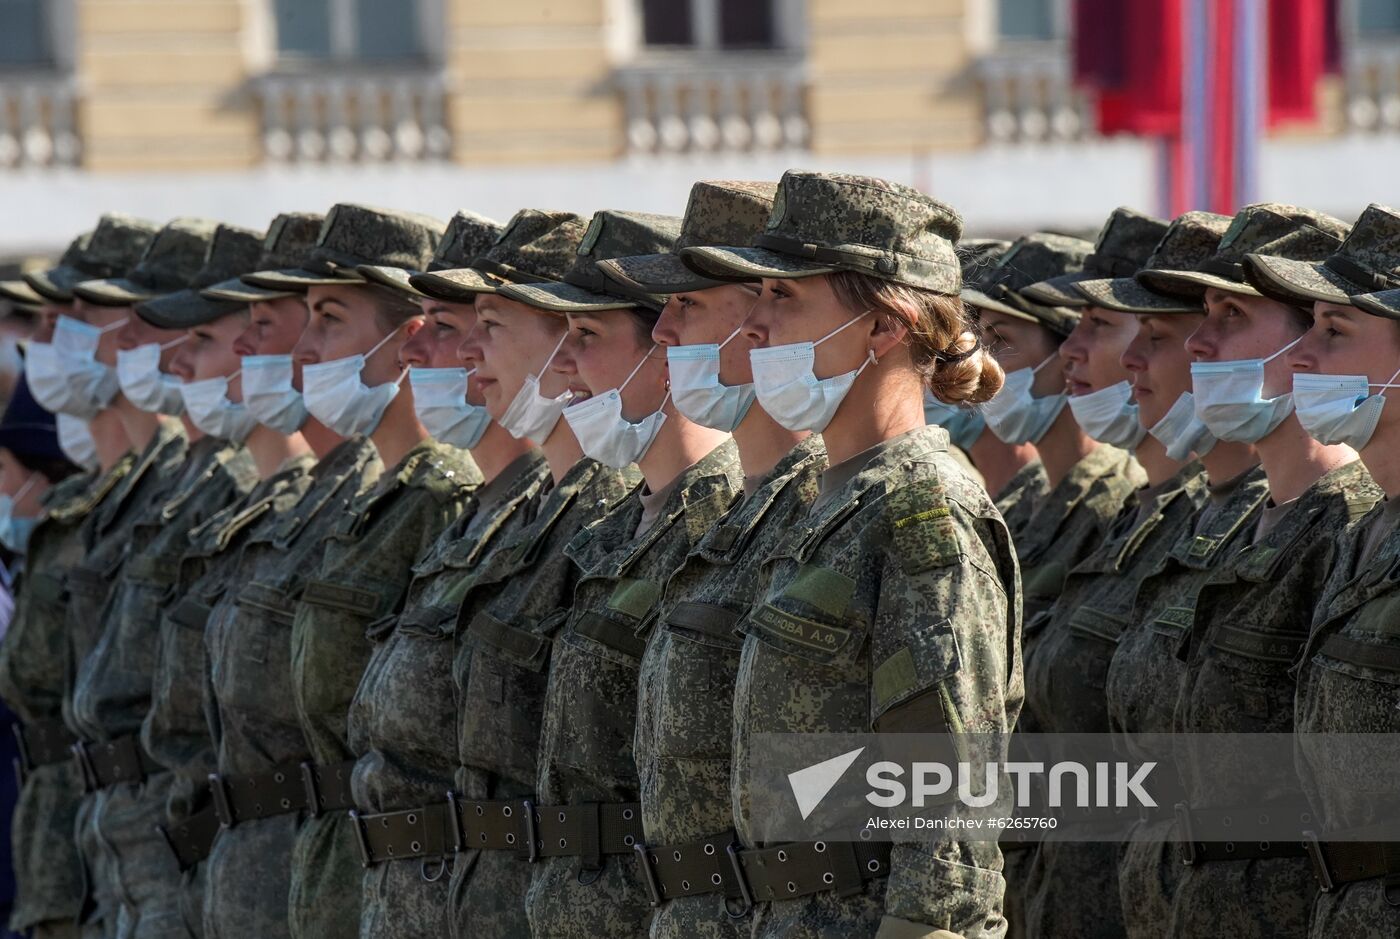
[{"x1": 0, "y1": 0, "x2": 1398, "y2": 252}]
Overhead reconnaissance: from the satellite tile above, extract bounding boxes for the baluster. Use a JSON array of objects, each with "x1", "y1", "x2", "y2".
[
  {"x1": 19, "y1": 84, "x2": 53, "y2": 166},
  {"x1": 656, "y1": 72, "x2": 689, "y2": 151},
  {"x1": 326, "y1": 78, "x2": 357, "y2": 161},
  {"x1": 422, "y1": 78, "x2": 451, "y2": 159},
  {"x1": 392, "y1": 80, "x2": 424, "y2": 159},
  {"x1": 718, "y1": 72, "x2": 750, "y2": 150},
  {"x1": 778, "y1": 68, "x2": 808, "y2": 149},
  {"x1": 295, "y1": 80, "x2": 326, "y2": 162},
  {"x1": 0, "y1": 88, "x2": 18, "y2": 167},
  {"x1": 622, "y1": 71, "x2": 657, "y2": 153},
  {"x1": 750, "y1": 70, "x2": 783, "y2": 150}
]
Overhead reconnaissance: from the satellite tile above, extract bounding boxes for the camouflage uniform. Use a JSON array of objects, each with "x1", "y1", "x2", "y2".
[
  {"x1": 0, "y1": 470, "x2": 102, "y2": 935},
  {"x1": 635, "y1": 436, "x2": 825, "y2": 939},
  {"x1": 201, "y1": 437, "x2": 381, "y2": 939},
  {"x1": 992, "y1": 460, "x2": 1048, "y2": 540},
  {"x1": 526, "y1": 440, "x2": 741, "y2": 938},
  {"x1": 72, "y1": 435, "x2": 256, "y2": 939},
  {"x1": 143, "y1": 454, "x2": 318, "y2": 937},
  {"x1": 287, "y1": 440, "x2": 479, "y2": 939},
  {"x1": 448, "y1": 458, "x2": 638, "y2": 939},
  {"x1": 1104, "y1": 466, "x2": 1267, "y2": 939},
  {"x1": 1167, "y1": 461, "x2": 1378, "y2": 938},
  {"x1": 1020, "y1": 463, "x2": 1207, "y2": 939},
  {"x1": 349, "y1": 452, "x2": 547, "y2": 938}
]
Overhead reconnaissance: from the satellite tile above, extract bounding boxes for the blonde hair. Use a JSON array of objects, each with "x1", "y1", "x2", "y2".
[{"x1": 827, "y1": 270, "x2": 1004, "y2": 405}]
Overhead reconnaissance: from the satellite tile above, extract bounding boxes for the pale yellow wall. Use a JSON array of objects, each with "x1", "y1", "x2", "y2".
[
  {"x1": 445, "y1": 0, "x2": 624, "y2": 164},
  {"x1": 805, "y1": 0, "x2": 981, "y2": 154},
  {"x1": 77, "y1": 0, "x2": 260, "y2": 171}
]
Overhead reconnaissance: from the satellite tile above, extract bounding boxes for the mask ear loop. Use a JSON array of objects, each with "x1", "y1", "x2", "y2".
[
  {"x1": 617, "y1": 343, "x2": 672, "y2": 414},
  {"x1": 813, "y1": 310, "x2": 872, "y2": 348},
  {"x1": 1262, "y1": 335, "x2": 1305, "y2": 364},
  {"x1": 534, "y1": 330, "x2": 570, "y2": 379},
  {"x1": 97, "y1": 317, "x2": 129, "y2": 335},
  {"x1": 159, "y1": 335, "x2": 189, "y2": 351},
  {"x1": 717, "y1": 320, "x2": 747, "y2": 350},
  {"x1": 11, "y1": 474, "x2": 38, "y2": 504}
]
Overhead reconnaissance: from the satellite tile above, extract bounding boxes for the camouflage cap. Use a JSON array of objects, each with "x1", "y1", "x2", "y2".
[
  {"x1": 1022, "y1": 208, "x2": 1169, "y2": 307},
  {"x1": 358, "y1": 209, "x2": 503, "y2": 296},
  {"x1": 598, "y1": 180, "x2": 777, "y2": 295},
  {"x1": 1140, "y1": 203, "x2": 1350, "y2": 300},
  {"x1": 1075, "y1": 211, "x2": 1233, "y2": 315},
  {"x1": 498, "y1": 211, "x2": 682, "y2": 314},
  {"x1": 1244, "y1": 203, "x2": 1400, "y2": 309},
  {"x1": 410, "y1": 209, "x2": 591, "y2": 302},
  {"x1": 1349, "y1": 288, "x2": 1400, "y2": 321},
  {"x1": 679, "y1": 169, "x2": 964, "y2": 295},
  {"x1": 962, "y1": 233, "x2": 1094, "y2": 337},
  {"x1": 26, "y1": 215, "x2": 159, "y2": 303},
  {"x1": 0, "y1": 278, "x2": 44, "y2": 306},
  {"x1": 202, "y1": 212, "x2": 325, "y2": 303},
  {"x1": 241, "y1": 203, "x2": 445, "y2": 290},
  {"x1": 136, "y1": 224, "x2": 265, "y2": 328},
  {"x1": 74, "y1": 218, "x2": 220, "y2": 306}
]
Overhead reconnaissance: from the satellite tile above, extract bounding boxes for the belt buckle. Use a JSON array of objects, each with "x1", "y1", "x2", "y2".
[
  {"x1": 521, "y1": 799, "x2": 539, "y2": 863},
  {"x1": 724, "y1": 843, "x2": 755, "y2": 919},
  {"x1": 348, "y1": 810, "x2": 372, "y2": 868},
  {"x1": 72, "y1": 741, "x2": 97, "y2": 792},
  {"x1": 299, "y1": 762, "x2": 322, "y2": 819},
  {"x1": 445, "y1": 791, "x2": 464, "y2": 854},
  {"x1": 633, "y1": 843, "x2": 662, "y2": 906},
  {"x1": 208, "y1": 774, "x2": 236, "y2": 829},
  {"x1": 1173, "y1": 802, "x2": 1198, "y2": 866},
  {"x1": 1302, "y1": 830, "x2": 1334, "y2": 892}
]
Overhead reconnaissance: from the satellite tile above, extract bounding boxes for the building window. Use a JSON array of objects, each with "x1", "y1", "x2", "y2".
[
  {"x1": 639, "y1": 0, "x2": 784, "y2": 51},
  {"x1": 273, "y1": 0, "x2": 426, "y2": 63},
  {"x1": 0, "y1": 0, "x2": 51, "y2": 67},
  {"x1": 997, "y1": 0, "x2": 1060, "y2": 40},
  {"x1": 1357, "y1": 0, "x2": 1400, "y2": 33}
]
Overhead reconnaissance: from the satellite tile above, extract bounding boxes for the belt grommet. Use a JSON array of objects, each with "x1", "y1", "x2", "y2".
[
  {"x1": 623, "y1": 809, "x2": 633, "y2": 820},
  {"x1": 506, "y1": 833, "x2": 516, "y2": 845},
  {"x1": 503, "y1": 806, "x2": 512, "y2": 817},
  {"x1": 407, "y1": 813, "x2": 417, "y2": 824},
  {"x1": 823, "y1": 872, "x2": 834, "y2": 884},
  {"x1": 674, "y1": 850, "x2": 682, "y2": 862},
  {"x1": 786, "y1": 880, "x2": 797, "y2": 893},
  {"x1": 681, "y1": 879, "x2": 690, "y2": 891},
  {"x1": 559, "y1": 838, "x2": 567, "y2": 848},
  {"x1": 868, "y1": 860, "x2": 880, "y2": 872},
  {"x1": 704, "y1": 843, "x2": 716, "y2": 856},
  {"x1": 411, "y1": 841, "x2": 422, "y2": 853},
  {"x1": 813, "y1": 841, "x2": 825, "y2": 853},
  {"x1": 711, "y1": 873, "x2": 722, "y2": 885},
  {"x1": 623, "y1": 835, "x2": 633, "y2": 846},
  {"x1": 777, "y1": 850, "x2": 787, "y2": 862}
]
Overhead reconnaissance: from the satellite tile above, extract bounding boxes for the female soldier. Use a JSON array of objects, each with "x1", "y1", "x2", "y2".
[
  {"x1": 504, "y1": 209, "x2": 742, "y2": 938},
  {"x1": 344, "y1": 210, "x2": 589, "y2": 938},
  {"x1": 1294, "y1": 269, "x2": 1400, "y2": 939},
  {"x1": 1102, "y1": 203, "x2": 1356, "y2": 938},
  {"x1": 683, "y1": 169, "x2": 1017, "y2": 938}
]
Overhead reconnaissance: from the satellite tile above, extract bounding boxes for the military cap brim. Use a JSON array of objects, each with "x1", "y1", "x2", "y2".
[
  {"x1": 1021, "y1": 272, "x2": 1093, "y2": 308},
  {"x1": 678, "y1": 245, "x2": 838, "y2": 283},
  {"x1": 23, "y1": 266, "x2": 85, "y2": 303},
  {"x1": 0, "y1": 279, "x2": 44, "y2": 305},
  {"x1": 1073, "y1": 277, "x2": 1204, "y2": 315},
  {"x1": 1349, "y1": 289, "x2": 1400, "y2": 321},
  {"x1": 408, "y1": 268, "x2": 504, "y2": 303},
  {"x1": 963, "y1": 287, "x2": 1081, "y2": 337},
  {"x1": 497, "y1": 281, "x2": 651, "y2": 314},
  {"x1": 597, "y1": 254, "x2": 725, "y2": 296},
  {"x1": 240, "y1": 267, "x2": 366, "y2": 291},
  {"x1": 1243, "y1": 253, "x2": 1358, "y2": 307},
  {"x1": 72, "y1": 277, "x2": 164, "y2": 306},
  {"x1": 200, "y1": 276, "x2": 298, "y2": 303},
  {"x1": 1136, "y1": 268, "x2": 1261, "y2": 300},
  {"x1": 355, "y1": 265, "x2": 427, "y2": 299},
  {"x1": 136, "y1": 289, "x2": 246, "y2": 329}
]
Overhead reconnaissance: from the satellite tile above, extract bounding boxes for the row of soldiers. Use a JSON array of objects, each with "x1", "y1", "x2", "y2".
[{"x1": 0, "y1": 168, "x2": 1393, "y2": 939}]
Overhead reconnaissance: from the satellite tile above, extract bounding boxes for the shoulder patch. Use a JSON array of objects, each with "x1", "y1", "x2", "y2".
[{"x1": 883, "y1": 479, "x2": 962, "y2": 574}]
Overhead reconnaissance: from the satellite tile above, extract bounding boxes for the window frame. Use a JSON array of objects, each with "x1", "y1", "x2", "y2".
[
  {"x1": 0, "y1": 0, "x2": 75, "y2": 71},
  {"x1": 995, "y1": 0, "x2": 1068, "y2": 41},
  {"x1": 629, "y1": 0, "x2": 802, "y2": 54},
  {"x1": 268, "y1": 0, "x2": 444, "y2": 68}
]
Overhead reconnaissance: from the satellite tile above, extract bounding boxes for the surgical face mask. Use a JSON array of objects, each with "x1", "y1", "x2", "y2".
[
  {"x1": 28, "y1": 316, "x2": 124, "y2": 419},
  {"x1": 667, "y1": 323, "x2": 757, "y2": 433},
  {"x1": 1067, "y1": 380, "x2": 1147, "y2": 450},
  {"x1": 409, "y1": 366, "x2": 492, "y2": 449},
  {"x1": 0, "y1": 475, "x2": 40, "y2": 554},
  {"x1": 923, "y1": 393, "x2": 986, "y2": 451},
  {"x1": 242, "y1": 355, "x2": 308, "y2": 434},
  {"x1": 116, "y1": 337, "x2": 188, "y2": 415},
  {"x1": 1292, "y1": 366, "x2": 1400, "y2": 449},
  {"x1": 497, "y1": 331, "x2": 571, "y2": 444},
  {"x1": 180, "y1": 371, "x2": 259, "y2": 443},
  {"x1": 1148, "y1": 392, "x2": 1217, "y2": 461},
  {"x1": 56, "y1": 413, "x2": 98, "y2": 471},
  {"x1": 749, "y1": 313, "x2": 875, "y2": 434},
  {"x1": 982, "y1": 354, "x2": 1067, "y2": 445},
  {"x1": 563, "y1": 345, "x2": 668, "y2": 469},
  {"x1": 301, "y1": 328, "x2": 407, "y2": 438},
  {"x1": 1190, "y1": 337, "x2": 1301, "y2": 443}
]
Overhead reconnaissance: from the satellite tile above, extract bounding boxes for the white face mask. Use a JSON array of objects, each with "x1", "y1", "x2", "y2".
[
  {"x1": 982, "y1": 354, "x2": 1067, "y2": 445},
  {"x1": 409, "y1": 366, "x2": 492, "y2": 449},
  {"x1": 28, "y1": 316, "x2": 125, "y2": 419},
  {"x1": 748, "y1": 312, "x2": 875, "y2": 434},
  {"x1": 1292, "y1": 366, "x2": 1400, "y2": 449},
  {"x1": 116, "y1": 337, "x2": 188, "y2": 416},
  {"x1": 0, "y1": 475, "x2": 40, "y2": 554},
  {"x1": 180, "y1": 370, "x2": 259, "y2": 443},
  {"x1": 1190, "y1": 337, "x2": 1301, "y2": 443},
  {"x1": 497, "y1": 331, "x2": 571, "y2": 445},
  {"x1": 301, "y1": 328, "x2": 408, "y2": 438},
  {"x1": 1067, "y1": 380, "x2": 1147, "y2": 450},
  {"x1": 563, "y1": 345, "x2": 668, "y2": 469},
  {"x1": 667, "y1": 322, "x2": 757, "y2": 433},
  {"x1": 242, "y1": 355, "x2": 308, "y2": 434},
  {"x1": 1148, "y1": 392, "x2": 1217, "y2": 461},
  {"x1": 57, "y1": 413, "x2": 98, "y2": 471},
  {"x1": 923, "y1": 394, "x2": 986, "y2": 451}
]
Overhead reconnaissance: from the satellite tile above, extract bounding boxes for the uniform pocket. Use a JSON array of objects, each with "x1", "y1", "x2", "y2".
[
  {"x1": 652, "y1": 605, "x2": 743, "y2": 761},
  {"x1": 224, "y1": 582, "x2": 297, "y2": 714}
]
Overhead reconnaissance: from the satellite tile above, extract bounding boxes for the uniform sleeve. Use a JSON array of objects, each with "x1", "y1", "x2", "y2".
[{"x1": 870, "y1": 491, "x2": 1018, "y2": 935}]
